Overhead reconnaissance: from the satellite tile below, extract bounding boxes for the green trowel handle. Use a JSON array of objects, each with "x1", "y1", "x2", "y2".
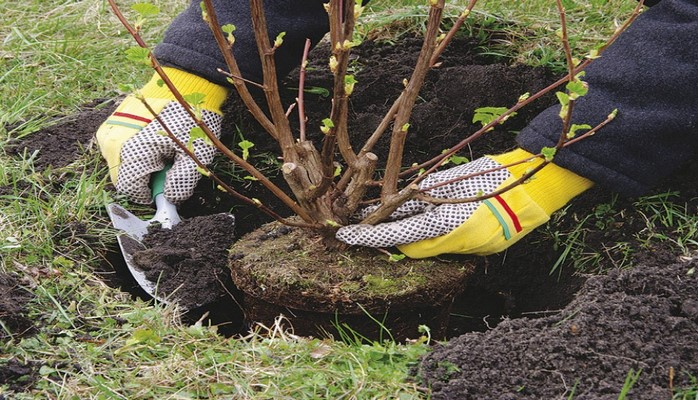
[{"x1": 150, "y1": 163, "x2": 172, "y2": 202}]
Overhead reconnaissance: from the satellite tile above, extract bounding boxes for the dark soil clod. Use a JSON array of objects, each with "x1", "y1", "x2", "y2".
[{"x1": 133, "y1": 213, "x2": 238, "y2": 309}]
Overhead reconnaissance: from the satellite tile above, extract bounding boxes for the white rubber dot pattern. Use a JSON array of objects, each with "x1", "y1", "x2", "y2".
[
  {"x1": 336, "y1": 157, "x2": 511, "y2": 247},
  {"x1": 117, "y1": 102, "x2": 222, "y2": 204}
]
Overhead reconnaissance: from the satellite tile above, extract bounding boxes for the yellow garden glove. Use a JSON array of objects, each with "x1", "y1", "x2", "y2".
[
  {"x1": 335, "y1": 149, "x2": 594, "y2": 258},
  {"x1": 96, "y1": 67, "x2": 228, "y2": 204}
]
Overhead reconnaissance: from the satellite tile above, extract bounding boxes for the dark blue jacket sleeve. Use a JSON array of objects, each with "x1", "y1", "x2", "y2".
[
  {"x1": 153, "y1": 0, "x2": 329, "y2": 86},
  {"x1": 517, "y1": 0, "x2": 698, "y2": 196}
]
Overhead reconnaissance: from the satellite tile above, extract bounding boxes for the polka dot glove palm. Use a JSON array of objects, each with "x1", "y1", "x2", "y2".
[
  {"x1": 96, "y1": 68, "x2": 228, "y2": 204},
  {"x1": 336, "y1": 149, "x2": 594, "y2": 258}
]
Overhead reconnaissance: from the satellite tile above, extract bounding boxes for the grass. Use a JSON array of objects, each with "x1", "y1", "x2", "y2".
[
  {"x1": 673, "y1": 373, "x2": 698, "y2": 400},
  {"x1": 1, "y1": 0, "x2": 695, "y2": 398},
  {"x1": 0, "y1": 0, "x2": 183, "y2": 139},
  {"x1": 363, "y1": 0, "x2": 637, "y2": 71}
]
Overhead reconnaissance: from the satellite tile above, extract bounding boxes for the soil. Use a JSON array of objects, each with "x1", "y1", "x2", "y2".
[
  {"x1": 4, "y1": 34, "x2": 698, "y2": 397},
  {"x1": 133, "y1": 213, "x2": 237, "y2": 308},
  {"x1": 0, "y1": 274, "x2": 38, "y2": 392},
  {"x1": 0, "y1": 273, "x2": 35, "y2": 341},
  {"x1": 418, "y1": 260, "x2": 698, "y2": 399}
]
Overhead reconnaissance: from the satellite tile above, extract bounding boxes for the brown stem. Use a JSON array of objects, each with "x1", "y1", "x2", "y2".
[
  {"x1": 355, "y1": 0, "x2": 478, "y2": 162},
  {"x1": 323, "y1": 0, "x2": 358, "y2": 168},
  {"x1": 298, "y1": 38, "x2": 312, "y2": 142},
  {"x1": 381, "y1": 0, "x2": 444, "y2": 200},
  {"x1": 248, "y1": 0, "x2": 296, "y2": 155},
  {"x1": 215, "y1": 68, "x2": 265, "y2": 89},
  {"x1": 201, "y1": 0, "x2": 276, "y2": 138},
  {"x1": 556, "y1": 0, "x2": 576, "y2": 79},
  {"x1": 338, "y1": 152, "x2": 378, "y2": 222},
  {"x1": 554, "y1": 0, "x2": 576, "y2": 147},
  {"x1": 429, "y1": 0, "x2": 479, "y2": 66},
  {"x1": 561, "y1": 109, "x2": 617, "y2": 147}
]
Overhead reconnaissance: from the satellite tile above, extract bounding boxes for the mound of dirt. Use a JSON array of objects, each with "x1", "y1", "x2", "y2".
[{"x1": 418, "y1": 260, "x2": 698, "y2": 399}]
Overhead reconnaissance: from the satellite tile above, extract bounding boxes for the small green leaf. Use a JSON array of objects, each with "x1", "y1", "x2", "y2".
[
  {"x1": 52, "y1": 256, "x2": 74, "y2": 268},
  {"x1": 124, "y1": 47, "x2": 151, "y2": 66},
  {"x1": 39, "y1": 365, "x2": 57, "y2": 376},
  {"x1": 566, "y1": 79, "x2": 588, "y2": 99},
  {"x1": 118, "y1": 83, "x2": 136, "y2": 93},
  {"x1": 210, "y1": 383, "x2": 235, "y2": 395},
  {"x1": 126, "y1": 328, "x2": 161, "y2": 346},
  {"x1": 559, "y1": 105, "x2": 569, "y2": 120},
  {"x1": 333, "y1": 163, "x2": 342, "y2": 177},
  {"x1": 274, "y1": 32, "x2": 286, "y2": 48},
  {"x1": 131, "y1": 2, "x2": 160, "y2": 17},
  {"x1": 325, "y1": 219, "x2": 341, "y2": 228},
  {"x1": 196, "y1": 166, "x2": 211, "y2": 177},
  {"x1": 556, "y1": 92, "x2": 570, "y2": 106},
  {"x1": 567, "y1": 123, "x2": 592, "y2": 139},
  {"x1": 541, "y1": 147, "x2": 557, "y2": 162},
  {"x1": 156, "y1": 79, "x2": 165, "y2": 87},
  {"x1": 388, "y1": 253, "x2": 406, "y2": 262},
  {"x1": 440, "y1": 149, "x2": 469, "y2": 166},
  {"x1": 199, "y1": 1, "x2": 208, "y2": 20},
  {"x1": 238, "y1": 139, "x2": 254, "y2": 160},
  {"x1": 183, "y1": 92, "x2": 206, "y2": 107},
  {"x1": 344, "y1": 75, "x2": 358, "y2": 95},
  {"x1": 472, "y1": 106, "x2": 513, "y2": 127},
  {"x1": 189, "y1": 126, "x2": 207, "y2": 141},
  {"x1": 320, "y1": 118, "x2": 335, "y2": 134},
  {"x1": 222, "y1": 24, "x2": 236, "y2": 45},
  {"x1": 586, "y1": 48, "x2": 601, "y2": 60},
  {"x1": 448, "y1": 154, "x2": 469, "y2": 165},
  {"x1": 329, "y1": 55, "x2": 339, "y2": 73},
  {"x1": 189, "y1": 127, "x2": 212, "y2": 148}
]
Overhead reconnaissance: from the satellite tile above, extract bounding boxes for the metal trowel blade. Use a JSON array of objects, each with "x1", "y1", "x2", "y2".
[{"x1": 106, "y1": 203, "x2": 170, "y2": 304}]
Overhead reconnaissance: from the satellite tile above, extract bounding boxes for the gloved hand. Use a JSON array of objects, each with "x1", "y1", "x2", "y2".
[
  {"x1": 336, "y1": 149, "x2": 594, "y2": 258},
  {"x1": 96, "y1": 67, "x2": 228, "y2": 204}
]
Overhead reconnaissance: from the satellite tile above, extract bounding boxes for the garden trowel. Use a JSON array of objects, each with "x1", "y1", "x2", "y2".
[{"x1": 106, "y1": 166, "x2": 180, "y2": 305}]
